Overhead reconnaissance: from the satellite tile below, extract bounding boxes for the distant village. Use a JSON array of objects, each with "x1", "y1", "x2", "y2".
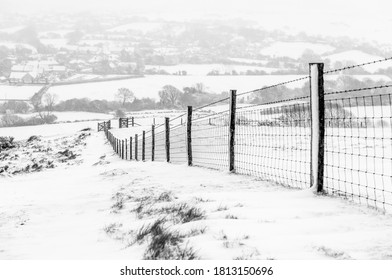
[
  {"x1": 1, "y1": 49, "x2": 141, "y2": 85},
  {"x1": 8, "y1": 58, "x2": 67, "y2": 84},
  {"x1": 1, "y1": 14, "x2": 392, "y2": 86}
]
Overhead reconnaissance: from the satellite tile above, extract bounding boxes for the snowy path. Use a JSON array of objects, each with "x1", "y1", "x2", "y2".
[{"x1": 1, "y1": 131, "x2": 392, "y2": 259}]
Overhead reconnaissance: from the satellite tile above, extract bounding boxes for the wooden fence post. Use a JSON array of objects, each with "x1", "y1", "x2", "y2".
[
  {"x1": 125, "y1": 139, "x2": 128, "y2": 160},
  {"x1": 121, "y1": 140, "x2": 124, "y2": 159},
  {"x1": 229, "y1": 89, "x2": 237, "y2": 172},
  {"x1": 187, "y1": 106, "x2": 193, "y2": 166},
  {"x1": 165, "y1": 117, "x2": 170, "y2": 162},
  {"x1": 130, "y1": 137, "x2": 133, "y2": 160},
  {"x1": 135, "y1": 134, "x2": 138, "y2": 161},
  {"x1": 309, "y1": 63, "x2": 325, "y2": 193},
  {"x1": 142, "y1": 130, "x2": 145, "y2": 161},
  {"x1": 151, "y1": 125, "x2": 155, "y2": 161}
]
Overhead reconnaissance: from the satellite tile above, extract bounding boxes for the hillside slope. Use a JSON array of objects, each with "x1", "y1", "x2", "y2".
[{"x1": 1, "y1": 129, "x2": 392, "y2": 259}]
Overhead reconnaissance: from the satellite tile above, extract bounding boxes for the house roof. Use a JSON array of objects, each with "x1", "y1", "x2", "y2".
[
  {"x1": 9, "y1": 72, "x2": 37, "y2": 79},
  {"x1": 9, "y1": 72, "x2": 29, "y2": 79}
]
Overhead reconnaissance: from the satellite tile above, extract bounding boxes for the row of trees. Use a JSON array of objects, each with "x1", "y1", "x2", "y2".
[
  {"x1": 3, "y1": 75, "x2": 389, "y2": 127},
  {"x1": 114, "y1": 83, "x2": 228, "y2": 110}
]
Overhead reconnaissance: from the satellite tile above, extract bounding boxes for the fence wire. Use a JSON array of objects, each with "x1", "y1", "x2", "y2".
[
  {"x1": 154, "y1": 127, "x2": 166, "y2": 162},
  {"x1": 145, "y1": 131, "x2": 152, "y2": 162},
  {"x1": 192, "y1": 110, "x2": 230, "y2": 170},
  {"x1": 235, "y1": 100, "x2": 311, "y2": 188},
  {"x1": 324, "y1": 93, "x2": 392, "y2": 212},
  {"x1": 136, "y1": 135, "x2": 142, "y2": 161},
  {"x1": 101, "y1": 56, "x2": 392, "y2": 213},
  {"x1": 170, "y1": 123, "x2": 187, "y2": 164}
]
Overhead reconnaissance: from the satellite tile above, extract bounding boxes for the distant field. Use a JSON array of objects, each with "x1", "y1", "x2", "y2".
[
  {"x1": 0, "y1": 74, "x2": 390, "y2": 102},
  {"x1": 0, "y1": 120, "x2": 98, "y2": 140},
  {"x1": 260, "y1": 42, "x2": 335, "y2": 59},
  {"x1": 10, "y1": 111, "x2": 113, "y2": 123},
  {"x1": 145, "y1": 63, "x2": 279, "y2": 75}
]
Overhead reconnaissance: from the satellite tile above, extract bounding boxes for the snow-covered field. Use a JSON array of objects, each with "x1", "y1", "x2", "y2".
[
  {"x1": 108, "y1": 22, "x2": 163, "y2": 33},
  {"x1": 1, "y1": 74, "x2": 390, "y2": 102},
  {"x1": 260, "y1": 42, "x2": 335, "y2": 59},
  {"x1": 324, "y1": 50, "x2": 392, "y2": 73},
  {"x1": 11, "y1": 111, "x2": 114, "y2": 123},
  {"x1": 1, "y1": 126, "x2": 392, "y2": 259},
  {"x1": 0, "y1": 120, "x2": 99, "y2": 141},
  {"x1": 145, "y1": 64, "x2": 278, "y2": 75}
]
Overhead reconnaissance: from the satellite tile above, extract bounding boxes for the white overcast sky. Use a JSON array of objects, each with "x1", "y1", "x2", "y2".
[{"x1": 1, "y1": 0, "x2": 392, "y2": 43}]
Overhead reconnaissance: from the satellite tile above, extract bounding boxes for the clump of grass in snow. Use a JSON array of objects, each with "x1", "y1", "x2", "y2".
[
  {"x1": 132, "y1": 191, "x2": 178, "y2": 219},
  {"x1": 111, "y1": 199, "x2": 124, "y2": 212},
  {"x1": 194, "y1": 197, "x2": 213, "y2": 203},
  {"x1": 111, "y1": 192, "x2": 126, "y2": 212},
  {"x1": 134, "y1": 219, "x2": 199, "y2": 260},
  {"x1": 216, "y1": 204, "x2": 229, "y2": 212},
  {"x1": 111, "y1": 192, "x2": 133, "y2": 213},
  {"x1": 225, "y1": 214, "x2": 238, "y2": 219},
  {"x1": 223, "y1": 240, "x2": 245, "y2": 248},
  {"x1": 184, "y1": 226, "x2": 208, "y2": 237},
  {"x1": 157, "y1": 203, "x2": 205, "y2": 223},
  {"x1": 178, "y1": 206, "x2": 205, "y2": 223},
  {"x1": 234, "y1": 249, "x2": 261, "y2": 260},
  {"x1": 103, "y1": 223, "x2": 122, "y2": 235},
  {"x1": 135, "y1": 218, "x2": 166, "y2": 243},
  {"x1": 110, "y1": 191, "x2": 206, "y2": 259},
  {"x1": 217, "y1": 230, "x2": 228, "y2": 240},
  {"x1": 143, "y1": 230, "x2": 198, "y2": 260},
  {"x1": 156, "y1": 191, "x2": 174, "y2": 202},
  {"x1": 103, "y1": 223, "x2": 125, "y2": 240},
  {"x1": 317, "y1": 246, "x2": 352, "y2": 259}
]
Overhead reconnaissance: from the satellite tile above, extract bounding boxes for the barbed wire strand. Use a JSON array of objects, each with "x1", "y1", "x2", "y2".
[
  {"x1": 236, "y1": 95, "x2": 310, "y2": 112},
  {"x1": 324, "y1": 56, "x2": 392, "y2": 74},
  {"x1": 193, "y1": 97, "x2": 230, "y2": 112},
  {"x1": 236, "y1": 76, "x2": 310, "y2": 97},
  {"x1": 324, "y1": 84, "x2": 392, "y2": 96}
]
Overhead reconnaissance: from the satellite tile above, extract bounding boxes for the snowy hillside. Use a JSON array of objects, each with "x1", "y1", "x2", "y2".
[
  {"x1": 324, "y1": 50, "x2": 392, "y2": 72},
  {"x1": 260, "y1": 42, "x2": 335, "y2": 59},
  {"x1": 1, "y1": 125, "x2": 392, "y2": 259}
]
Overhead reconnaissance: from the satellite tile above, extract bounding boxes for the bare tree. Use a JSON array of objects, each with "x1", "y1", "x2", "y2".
[
  {"x1": 195, "y1": 82, "x2": 206, "y2": 93},
  {"x1": 158, "y1": 85, "x2": 183, "y2": 108},
  {"x1": 116, "y1": 88, "x2": 135, "y2": 106},
  {"x1": 35, "y1": 92, "x2": 57, "y2": 121}
]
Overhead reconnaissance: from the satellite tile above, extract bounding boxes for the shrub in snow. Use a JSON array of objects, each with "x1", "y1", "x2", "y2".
[
  {"x1": 115, "y1": 109, "x2": 126, "y2": 118},
  {"x1": 0, "y1": 136, "x2": 16, "y2": 150}
]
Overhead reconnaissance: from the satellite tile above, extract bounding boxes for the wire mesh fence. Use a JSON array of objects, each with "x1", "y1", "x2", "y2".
[
  {"x1": 154, "y1": 126, "x2": 166, "y2": 162},
  {"x1": 145, "y1": 131, "x2": 152, "y2": 162},
  {"x1": 235, "y1": 100, "x2": 311, "y2": 188},
  {"x1": 100, "y1": 57, "x2": 392, "y2": 213},
  {"x1": 324, "y1": 93, "x2": 392, "y2": 212},
  {"x1": 192, "y1": 110, "x2": 230, "y2": 170},
  {"x1": 170, "y1": 123, "x2": 187, "y2": 164}
]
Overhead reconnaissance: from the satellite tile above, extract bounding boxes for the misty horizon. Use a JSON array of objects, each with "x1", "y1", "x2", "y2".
[{"x1": 1, "y1": 0, "x2": 392, "y2": 44}]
